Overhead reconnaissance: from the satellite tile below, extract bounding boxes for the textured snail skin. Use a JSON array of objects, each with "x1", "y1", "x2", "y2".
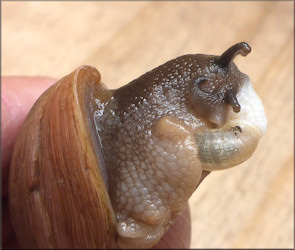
[
  {"x1": 9, "y1": 42, "x2": 267, "y2": 249},
  {"x1": 94, "y1": 42, "x2": 267, "y2": 248}
]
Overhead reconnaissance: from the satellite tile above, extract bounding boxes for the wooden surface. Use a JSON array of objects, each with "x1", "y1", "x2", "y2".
[{"x1": 2, "y1": 1, "x2": 294, "y2": 248}]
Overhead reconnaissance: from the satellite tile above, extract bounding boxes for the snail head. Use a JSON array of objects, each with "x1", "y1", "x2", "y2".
[{"x1": 187, "y1": 42, "x2": 251, "y2": 127}]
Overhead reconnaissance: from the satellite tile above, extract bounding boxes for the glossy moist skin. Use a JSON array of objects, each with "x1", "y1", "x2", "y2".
[{"x1": 94, "y1": 46, "x2": 266, "y2": 248}]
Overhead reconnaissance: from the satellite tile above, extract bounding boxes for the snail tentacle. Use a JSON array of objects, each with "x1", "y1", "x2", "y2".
[
  {"x1": 217, "y1": 42, "x2": 251, "y2": 68},
  {"x1": 225, "y1": 90, "x2": 241, "y2": 113},
  {"x1": 195, "y1": 78, "x2": 267, "y2": 170}
]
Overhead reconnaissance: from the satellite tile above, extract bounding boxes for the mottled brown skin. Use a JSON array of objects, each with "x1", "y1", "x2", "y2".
[
  {"x1": 114, "y1": 42, "x2": 251, "y2": 128},
  {"x1": 92, "y1": 42, "x2": 253, "y2": 247}
]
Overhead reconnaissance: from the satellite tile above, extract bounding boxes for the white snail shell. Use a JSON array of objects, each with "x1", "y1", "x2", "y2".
[{"x1": 195, "y1": 78, "x2": 267, "y2": 170}]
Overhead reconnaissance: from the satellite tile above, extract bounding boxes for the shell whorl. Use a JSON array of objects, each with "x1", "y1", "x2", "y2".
[
  {"x1": 194, "y1": 77, "x2": 267, "y2": 171},
  {"x1": 195, "y1": 122, "x2": 261, "y2": 170},
  {"x1": 9, "y1": 66, "x2": 117, "y2": 248}
]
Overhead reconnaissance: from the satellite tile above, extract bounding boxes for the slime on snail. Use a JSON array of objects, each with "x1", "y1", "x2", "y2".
[{"x1": 9, "y1": 42, "x2": 267, "y2": 249}]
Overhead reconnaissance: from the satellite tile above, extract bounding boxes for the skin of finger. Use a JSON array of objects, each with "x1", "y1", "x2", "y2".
[
  {"x1": 153, "y1": 203, "x2": 191, "y2": 249},
  {"x1": 1, "y1": 76, "x2": 56, "y2": 196}
]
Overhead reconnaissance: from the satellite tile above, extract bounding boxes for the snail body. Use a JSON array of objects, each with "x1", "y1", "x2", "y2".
[{"x1": 9, "y1": 42, "x2": 267, "y2": 248}]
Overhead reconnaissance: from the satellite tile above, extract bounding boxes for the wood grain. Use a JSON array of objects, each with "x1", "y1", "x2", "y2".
[{"x1": 2, "y1": 1, "x2": 294, "y2": 248}]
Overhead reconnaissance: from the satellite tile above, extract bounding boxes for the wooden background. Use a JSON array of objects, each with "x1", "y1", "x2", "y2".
[{"x1": 2, "y1": 1, "x2": 294, "y2": 248}]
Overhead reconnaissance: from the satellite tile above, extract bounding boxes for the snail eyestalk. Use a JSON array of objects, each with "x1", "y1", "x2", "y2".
[
  {"x1": 217, "y1": 42, "x2": 251, "y2": 68},
  {"x1": 225, "y1": 91, "x2": 241, "y2": 113}
]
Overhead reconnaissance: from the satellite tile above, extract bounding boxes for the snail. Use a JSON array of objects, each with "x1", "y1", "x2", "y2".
[{"x1": 9, "y1": 42, "x2": 267, "y2": 249}]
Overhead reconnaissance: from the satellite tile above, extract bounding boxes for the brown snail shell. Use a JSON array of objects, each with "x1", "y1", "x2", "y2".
[
  {"x1": 9, "y1": 43, "x2": 267, "y2": 249},
  {"x1": 9, "y1": 66, "x2": 117, "y2": 248}
]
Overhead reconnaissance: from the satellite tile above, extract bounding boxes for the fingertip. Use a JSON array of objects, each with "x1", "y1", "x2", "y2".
[{"x1": 153, "y1": 203, "x2": 191, "y2": 249}]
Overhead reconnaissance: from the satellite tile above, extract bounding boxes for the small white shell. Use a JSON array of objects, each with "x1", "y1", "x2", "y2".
[
  {"x1": 195, "y1": 121, "x2": 261, "y2": 170},
  {"x1": 195, "y1": 78, "x2": 267, "y2": 170}
]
